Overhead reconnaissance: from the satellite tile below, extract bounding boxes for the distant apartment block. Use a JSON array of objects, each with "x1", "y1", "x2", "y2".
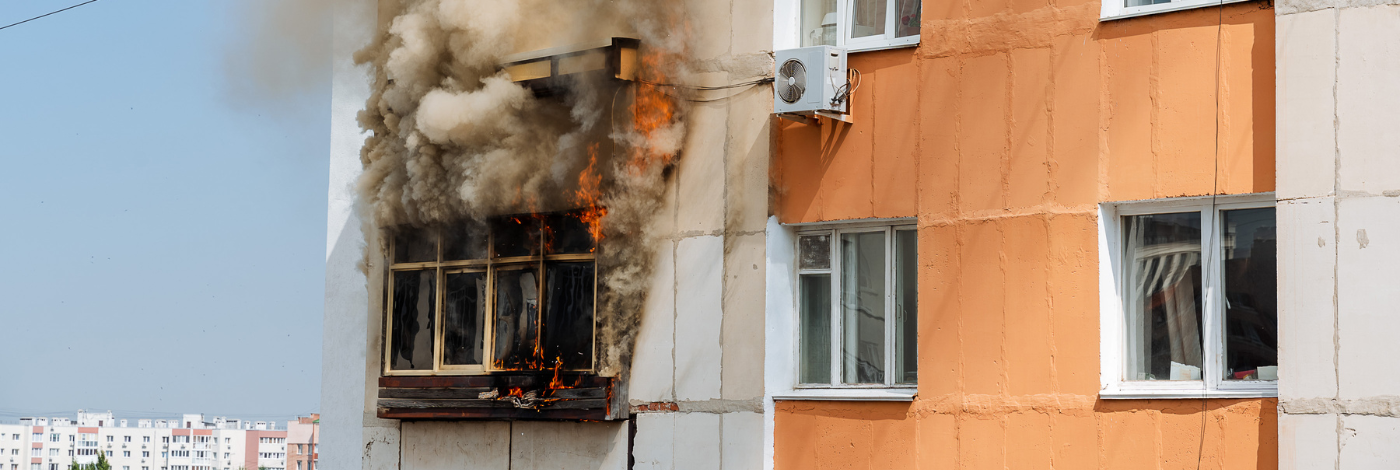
[{"x1": 0, "y1": 411, "x2": 314, "y2": 470}]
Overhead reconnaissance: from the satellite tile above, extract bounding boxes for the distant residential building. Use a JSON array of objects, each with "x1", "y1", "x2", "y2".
[
  {"x1": 0, "y1": 410, "x2": 287, "y2": 470},
  {"x1": 284, "y1": 415, "x2": 317, "y2": 470}
]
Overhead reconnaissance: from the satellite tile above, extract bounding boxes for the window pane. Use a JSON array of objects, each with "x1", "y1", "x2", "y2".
[
  {"x1": 1123, "y1": 212, "x2": 1202, "y2": 381},
  {"x1": 393, "y1": 228, "x2": 436, "y2": 264},
  {"x1": 800, "y1": 0, "x2": 838, "y2": 46},
  {"x1": 544, "y1": 262, "x2": 596, "y2": 370},
  {"x1": 799, "y1": 234, "x2": 832, "y2": 270},
  {"x1": 1126, "y1": 0, "x2": 1171, "y2": 6},
  {"x1": 442, "y1": 221, "x2": 487, "y2": 261},
  {"x1": 492, "y1": 266, "x2": 541, "y2": 369},
  {"x1": 894, "y1": 0, "x2": 920, "y2": 38},
  {"x1": 390, "y1": 270, "x2": 436, "y2": 371},
  {"x1": 545, "y1": 213, "x2": 596, "y2": 254},
  {"x1": 894, "y1": 229, "x2": 918, "y2": 384},
  {"x1": 850, "y1": 0, "x2": 888, "y2": 39},
  {"x1": 799, "y1": 274, "x2": 832, "y2": 384},
  {"x1": 841, "y1": 231, "x2": 886, "y2": 384},
  {"x1": 442, "y1": 271, "x2": 486, "y2": 366},
  {"x1": 492, "y1": 216, "x2": 541, "y2": 258},
  {"x1": 1222, "y1": 208, "x2": 1278, "y2": 381}
]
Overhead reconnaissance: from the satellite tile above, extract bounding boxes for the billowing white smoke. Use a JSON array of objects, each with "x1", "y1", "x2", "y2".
[{"x1": 355, "y1": 0, "x2": 692, "y2": 375}]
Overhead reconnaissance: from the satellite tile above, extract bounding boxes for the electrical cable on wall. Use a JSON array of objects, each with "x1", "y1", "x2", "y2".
[
  {"x1": 1197, "y1": 3, "x2": 1225, "y2": 470},
  {"x1": 638, "y1": 77, "x2": 776, "y2": 103}
]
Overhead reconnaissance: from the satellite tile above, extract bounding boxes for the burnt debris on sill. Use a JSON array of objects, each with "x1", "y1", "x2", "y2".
[{"x1": 376, "y1": 372, "x2": 627, "y2": 421}]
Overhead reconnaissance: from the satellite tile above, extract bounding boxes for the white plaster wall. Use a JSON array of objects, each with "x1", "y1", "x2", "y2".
[
  {"x1": 508, "y1": 421, "x2": 628, "y2": 470},
  {"x1": 632, "y1": 239, "x2": 678, "y2": 403},
  {"x1": 1277, "y1": 1, "x2": 1400, "y2": 468},
  {"x1": 633, "y1": 413, "x2": 676, "y2": 470},
  {"x1": 1276, "y1": 198, "x2": 1336, "y2": 400},
  {"x1": 400, "y1": 422, "x2": 509, "y2": 470},
  {"x1": 675, "y1": 235, "x2": 725, "y2": 402},
  {"x1": 625, "y1": 1, "x2": 774, "y2": 469},
  {"x1": 321, "y1": 1, "x2": 380, "y2": 470}
]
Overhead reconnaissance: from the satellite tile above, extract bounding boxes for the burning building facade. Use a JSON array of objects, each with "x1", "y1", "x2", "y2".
[{"x1": 324, "y1": 0, "x2": 773, "y2": 468}]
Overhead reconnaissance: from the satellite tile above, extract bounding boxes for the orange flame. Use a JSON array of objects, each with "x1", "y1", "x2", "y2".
[
  {"x1": 573, "y1": 144, "x2": 607, "y2": 249},
  {"x1": 628, "y1": 51, "x2": 680, "y2": 174},
  {"x1": 549, "y1": 357, "x2": 567, "y2": 389}
]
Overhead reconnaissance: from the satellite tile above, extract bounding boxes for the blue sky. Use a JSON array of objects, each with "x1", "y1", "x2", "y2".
[{"x1": 0, "y1": 1, "x2": 330, "y2": 421}]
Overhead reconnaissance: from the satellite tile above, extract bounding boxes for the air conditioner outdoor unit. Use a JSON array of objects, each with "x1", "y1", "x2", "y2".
[{"x1": 773, "y1": 45, "x2": 849, "y2": 122}]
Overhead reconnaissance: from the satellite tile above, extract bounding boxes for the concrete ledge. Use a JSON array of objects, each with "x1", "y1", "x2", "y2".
[{"x1": 1281, "y1": 397, "x2": 1400, "y2": 416}]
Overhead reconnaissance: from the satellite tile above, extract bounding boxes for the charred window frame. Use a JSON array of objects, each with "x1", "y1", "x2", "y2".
[
  {"x1": 383, "y1": 212, "x2": 598, "y2": 376},
  {"x1": 794, "y1": 223, "x2": 918, "y2": 389}
]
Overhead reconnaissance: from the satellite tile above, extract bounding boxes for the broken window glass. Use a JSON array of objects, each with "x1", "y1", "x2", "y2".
[
  {"x1": 390, "y1": 270, "x2": 436, "y2": 371},
  {"x1": 393, "y1": 228, "x2": 436, "y2": 263},
  {"x1": 442, "y1": 221, "x2": 488, "y2": 261},
  {"x1": 386, "y1": 212, "x2": 599, "y2": 376},
  {"x1": 841, "y1": 231, "x2": 886, "y2": 384},
  {"x1": 1222, "y1": 208, "x2": 1278, "y2": 381},
  {"x1": 543, "y1": 262, "x2": 596, "y2": 370},
  {"x1": 492, "y1": 266, "x2": 541, "y2": 369},
  {"x1": 443, "y1": 271, "x2": 487, "y2": 366},
  {"x1": 893, "y1": 229, "x2": 918, "y2": 384},
  {"x1": 1123, "y1": 212, "x2": 1203, "y2": 381},
  {"x1": 799, "y1": 274, "x2": 832, "y2": 384},
  {"x1": 799, "y1": 234, "x2": 832, "y2": 270},
  {"x1": 492, "y1": 217, "x2": 541, "y2": 258},
  {"x1": 545, "y1": 213, "x2": 596, "y2": 254}
]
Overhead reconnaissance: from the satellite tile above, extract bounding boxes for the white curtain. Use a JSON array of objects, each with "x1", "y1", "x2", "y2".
[{"x1": 1125, "y1": 222, "x2": 1202, "y2": 381}]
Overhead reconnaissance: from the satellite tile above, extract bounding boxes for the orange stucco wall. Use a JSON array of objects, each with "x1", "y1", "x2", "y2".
[{"x1": 772, "y1": 0, "x2": 1277, "y2": 468}]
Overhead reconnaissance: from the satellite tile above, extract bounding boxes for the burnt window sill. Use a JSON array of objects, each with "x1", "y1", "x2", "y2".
[{"x1": 376, "y1": 374, "x2": 626, "y2": 421}]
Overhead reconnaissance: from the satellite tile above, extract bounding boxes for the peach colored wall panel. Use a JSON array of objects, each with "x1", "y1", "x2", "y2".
[
  {"x1": 1047, "y1": 212, "x2": 1102, "y2": 395},
  {"x1": 773, "y1": 402, "x2": 914, "y2": 470},
  {"x1": 770, "y1": 0, "x2": 1277, "y2": 467},
  {"x1": 1050, "y1": 33, "x2": 1103, "y2": 208},
  {"x1": 1009, "y1": 47, "x2": 1053, "y2": 211},
  {"x1": 918, "y1": 56, "x2": 961, "y2": 222},
  {"x1": 958, "y1": 219, "x2": 1007, "y2": 396},
  {"x1": 919, "y1": 224, "x2": 962, "y2": 397},
  {"x1": 870, "y1": 53, "x2": 921, "y2": 219},
  {"x1": 957, "y1": 54, "x2": 1011, "y2": 215},
  {"x1": 1002, "y1": 215, "x2": 1054, "y2": 397}
]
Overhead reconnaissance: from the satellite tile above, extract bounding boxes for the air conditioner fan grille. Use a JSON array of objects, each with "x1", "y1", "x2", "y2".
[{"x1": 776, "y1": 58, "x2": 806, "y2": 104}]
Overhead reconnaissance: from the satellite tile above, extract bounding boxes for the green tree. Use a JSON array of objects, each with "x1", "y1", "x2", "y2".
[
  {"x1": 67, "y1": 452, "x2": 110, "y2": 470},
  {"x1": 94, "y1": 452, "x2": 111, "y2": 470}
]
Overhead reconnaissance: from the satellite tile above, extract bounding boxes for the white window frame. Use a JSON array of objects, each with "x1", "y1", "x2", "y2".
[
  {"x1": 774, "y1": 0, "x2": 920, "y2": 52},
  {"x1": 1100, "y1": 0, "x2": 1252, "y2": 22},
  {"x1": 1098, "y1": 193, "x2": 1278, "y2": 399},
  {"x1": 765, "y1": 217, "x2": 918, "y2": 401}
]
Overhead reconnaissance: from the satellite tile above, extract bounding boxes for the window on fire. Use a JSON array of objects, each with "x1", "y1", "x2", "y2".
[{"x1": 386, "y1": 210, "x2": 599, "y2": 375}]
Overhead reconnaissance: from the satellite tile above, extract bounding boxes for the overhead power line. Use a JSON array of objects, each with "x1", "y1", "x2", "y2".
[{"x1": 0, "y1": 0, "x2": 101, "y2": 32}]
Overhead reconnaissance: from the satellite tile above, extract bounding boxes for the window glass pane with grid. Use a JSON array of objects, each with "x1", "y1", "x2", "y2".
[
  {"x1": 386, "y1": 211, "x2": 598, "y2": 375},
  {"x1": 797, "y1": 225, "x2": 917, "y2": 387}
]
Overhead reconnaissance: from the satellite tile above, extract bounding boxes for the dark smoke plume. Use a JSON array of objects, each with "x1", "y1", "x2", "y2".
[{"x1": 355, "y1": 0, "x2": 695, "y2": 375}]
